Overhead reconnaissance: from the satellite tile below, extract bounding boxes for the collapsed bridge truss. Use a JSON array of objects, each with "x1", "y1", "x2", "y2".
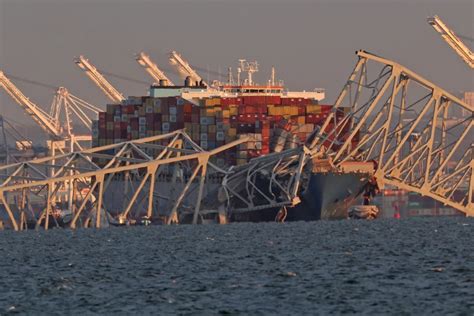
[
  {"x1": 0, "y1": 130, "x2": 248, "y2": 230},
  {"x1": 310, "y1": 50, "x2": 473, "y2": 215},
  {"x1": 223, "y1": 50, "x2": 472, "y2": 217}
]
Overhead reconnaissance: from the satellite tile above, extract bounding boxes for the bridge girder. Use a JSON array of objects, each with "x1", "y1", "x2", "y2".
[
  {"x1": 310, "y1": 50, "x2": 473, "y2": 216},
  {"x1": 0, "y1": 130, "x2": 248, "y2": 230}
]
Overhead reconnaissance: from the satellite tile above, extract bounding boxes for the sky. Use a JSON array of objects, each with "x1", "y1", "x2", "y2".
[{"x1": 0, "y1": 0, "x2": 473, "y2": 132}]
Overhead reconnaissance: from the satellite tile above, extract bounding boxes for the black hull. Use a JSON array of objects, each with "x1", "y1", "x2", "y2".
[{"x1": 229, "y1": 172, "x2": 369, "y2": 222}]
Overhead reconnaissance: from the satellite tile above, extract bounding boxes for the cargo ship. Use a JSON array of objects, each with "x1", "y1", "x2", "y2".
[{"x1": 92, "y1": 60, "x2": 371, "y2": 222}]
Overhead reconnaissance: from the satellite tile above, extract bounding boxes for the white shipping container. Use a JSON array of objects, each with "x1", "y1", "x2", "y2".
[
  {"x1": 139, "y1": 117, "x2": 147, "y2": 125},
  {"x1": 216, "y1": 131, "x2": 225, "y2": 141},
  {"x1": 128, "y1": 96, "x2": 142, "y2": 105},
  {"x1": 200, "y1": 140, "x2": 208, "y2": 149},
  {"x1": 200, "y1": 133, "x2": 208, "y2": 141},
  {"x1": 162, "y1": 122, "x2": 170, "y2": 131},
  {"x1": 169, "y1": 106, "x2": 177, "y2": 115},
  {"x1": 170, "y1": 115, "x2": 177, "y2": 123}
]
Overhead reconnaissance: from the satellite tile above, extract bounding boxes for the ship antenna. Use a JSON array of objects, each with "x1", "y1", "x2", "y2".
[
  {"x1": 228, "y1": 67, "x2": 233, "y2": 85},
  {"x1": 271, "y1": 66, "x2": 275, "y2": 86}
]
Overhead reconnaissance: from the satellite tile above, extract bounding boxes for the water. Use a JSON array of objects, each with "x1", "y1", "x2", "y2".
[{"x1": 0, "y1": 217, "x2": 473, "y2": 315}]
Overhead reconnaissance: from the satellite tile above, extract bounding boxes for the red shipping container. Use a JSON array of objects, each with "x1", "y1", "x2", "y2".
[
  {"x1": 146, "y1": 113, "x2": 154, "y2": 124},
  {"x1": 183, "y1": 103, "x2": 193, "y2": 113},
  {"x1": 222, "y1": 97, "x2": 243, "y2": 106},
  {"x1": 320, "y1": 105, "x2": 333, "y2": 112},
  {"x1": 154, "y1": 121, "x2": 162, "y2": 131},
  {"x1": 130, "y1": 117, "x2": 139, "y2": 130},
  {"x1": 161, "y1": 103, "x2": 170, "y2": 115},
  {"x1": 106, "y1": 129, "x2": 113, "y2": 139},
  {"x1": 265, "y1": 95, "x2": 281, "y2": 105},
  {"x1": 168, "y1": 97, "x2": 177, "y2": 106},
  {"x1": 280, "y1": 98, "x2": 293, "y2": 105}
]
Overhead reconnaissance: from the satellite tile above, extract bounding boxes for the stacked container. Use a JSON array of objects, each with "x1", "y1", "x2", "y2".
[{"x1": 93, "y1": 95, "x2": 338, "y2": 167}]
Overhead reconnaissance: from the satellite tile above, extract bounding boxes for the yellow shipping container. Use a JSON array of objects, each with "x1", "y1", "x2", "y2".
[
  {"x1": 268, "y1": 106, "x2": 277, "y2": 116},
  {"x1": 154, "y1": 103, "x2": 161, "y2": 114},
  {"x1": 306, "y1": 105, "x2": 321, "y2": 114},
  {"x1": 297, "y1": 116, "x2": 305, "y2": 124},
  {"x1": 222, "y1": 110, "x2": 230, "y2": 118},
  {"x1": 290, "y1": 107, "x2": 299, "y2": 116},
  {"x1": 228, "y1": 128, "x2": 237, "y2": 136},
  {"x1": 145, "y1": 98, "x2": 154, "y2": 106},
  {"x1": 229, "y1": 107, "x2": 238, "y2": 116}
]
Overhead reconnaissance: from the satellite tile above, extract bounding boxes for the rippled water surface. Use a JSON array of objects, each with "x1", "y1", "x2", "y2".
[{"x1": 0, "y1": 217, "x2": 473, "y2": 315}]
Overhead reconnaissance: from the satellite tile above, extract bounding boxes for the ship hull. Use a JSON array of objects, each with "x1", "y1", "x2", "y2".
[{"x1": 229, "y1": 172, "x2": 369, "y2": 222}]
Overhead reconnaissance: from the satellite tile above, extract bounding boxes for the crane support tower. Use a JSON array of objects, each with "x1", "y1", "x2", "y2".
[
  {"x1": 74, "y1": 55, "x2": 125, "y2": 103},
  {"x1": 0, "y1": 71, "x2": 101, "y2": 153},
  {"x1": 136, "y1": 52, "x2": 174, "y2": 86},
  {"x1": 427, "y1": 15, "x2": 474, "y2": 68}
]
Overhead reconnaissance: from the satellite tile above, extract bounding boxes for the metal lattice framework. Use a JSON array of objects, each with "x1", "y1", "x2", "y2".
[
  {"x1": 0, "y1": 71, "x2": 101, "y2": 153},
  {"x1": 223, "y1": 50, "x2": 472, "y2": 217},
  {"x1": 0, "y1": 130, "x2": 248, "y2": 231},
  {"x1": 222, "y1": 148, "x2": 308, "y2": 214},
  {"x1": 310, "y1": 50, "x2": 473, "y2": 216}
]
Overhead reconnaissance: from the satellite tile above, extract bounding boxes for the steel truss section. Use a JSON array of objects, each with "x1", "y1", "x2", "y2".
[
  {"x1": 310, "y1": 50, "x2": 473, "y2": 216},
  {"x1": 222, "y1": 147, "x2": 308, "y2": 214},
  {"x1": 0, "y1": 130, "x2": 248, "y2": 230}
]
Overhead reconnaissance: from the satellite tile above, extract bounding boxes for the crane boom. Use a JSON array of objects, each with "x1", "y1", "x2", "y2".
[
  {"x1": 136, "y1": 52, "x2": 174, "y2": 86},
  {"x1": 0, "y1": 71, "x2": 61, "y2": 138},
  {"x1": 74, "y1": 55, "x2": 125, "y2": 103},
  {"x1": 168, "y1": 51, "x2": 207, "y2": 86},
  {"x1": 427, "y1": 15, "x2": 474, "y2": 68}
]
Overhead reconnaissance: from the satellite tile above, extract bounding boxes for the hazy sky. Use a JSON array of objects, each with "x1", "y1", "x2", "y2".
[{"x1": 0, "y1": 0, "x2": 473, "y2": 128}]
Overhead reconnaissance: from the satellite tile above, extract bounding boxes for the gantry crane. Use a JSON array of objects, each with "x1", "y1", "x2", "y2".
[
  {"x1": 428, "y1": 15, "x2": 474, "y2": 68},
  {"x1": 136, "y1": 52, "x2": 174, "y2": 86},
  {"x1": 168, "y1": 51, "x2": 207, "y2": 86},
  {"x1": 0, "y1": 71, "x2": 101, "y2": 153},
  {"x1": 74, "y1": 55, "x2": 125, "y2": 103}
]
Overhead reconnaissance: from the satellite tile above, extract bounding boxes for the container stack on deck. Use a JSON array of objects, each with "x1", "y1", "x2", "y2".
[{"x1": 93, "y1": 95, "x2": 335, "y2": 166}]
